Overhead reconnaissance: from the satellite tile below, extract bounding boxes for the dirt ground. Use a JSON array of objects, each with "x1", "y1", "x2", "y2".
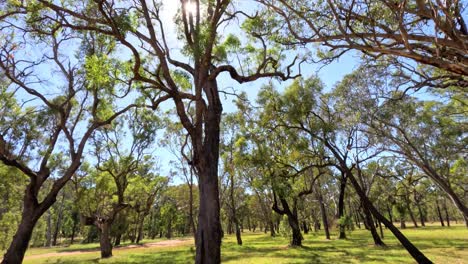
[{"x1": 24, "y1": 239, "x2": 193, "y2": 260}]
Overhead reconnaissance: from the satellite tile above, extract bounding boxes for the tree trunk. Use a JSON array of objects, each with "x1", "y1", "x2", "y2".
[
  {"x1": 317, "y1": 190, "x2": 330, "y2": 240},
  {"x1": 387, "y1": 203, "x2": 393, "y2": 224},
  {"x1": 99, "y1": 222, "x2": 112, "y2": 258},
  {"x1": 70, "y1": 211, "x2": 79, "y2": 245},
  {"x1": 227, "y1": 219, "x2": 233, "y2": 235},
  {"x1": 114, "y1": 233, "x2": 121, "y2": 247},
  {"x1": 136, "y1": 213, "x2": 147, "y2": 244},
  {"x1": 52, "y1": 192, "x2": 65, "y2": 246},
  {"x1": 235, "y1": 223, "x2": 242, "y2": 246},
  {"x1": 45, "y1": 210, "x2": 52, "y2": 247},
  {"x1": 188, "y1": 178, "x2": 197, "y2": 240},
  {"x1": 2, "y1": 208, "x2": 39, "y2": 264},
  {"x1": 443, "y1": 200, "x2": 450, "y2": 227},
  {"x1": 303, "y1": 221, "x2": 309, "y2": 234},
  {"x1": 166, "y1": 217, "x2": 172, "y2": 239},
  {"x1": 70, "y1": 224, "x2": 76, "y2": 245},
  {"x1": 346, "y1": 170, "x2": 432, "y2": 264},
  {"x1": 406, "y1": 198, "x2": 418, "y2": 228},
  {"x1": 2, "y1": 184, "x2": 52, "y2": 264},
  {"x1": 432, "y1": 177, "x2": 468, "y2": 227},
  {"x1": 288, "y1": 214, "x2": 302, "y2": 246},
  {"x1": 193, "y1": 83, "x2": 222, "y2": 264},
  {"x1": 417, "y1": 204, "x2": 425, "y2": 227},
  {"x1": 378, "y1": 220, "x2": 384, "y2": 239},
  {"x1": 436, "y1": 200, "x2": 445, "y2": 227},
  {"x1": 353, "y1": 206, "x2": 361, "y2": 229},
  {"x1": 272, "y1": 196, "x2": 303, "y2": 246},
  {"x1": 337, "y1": 174, "x2": 347, "y2": 239},
  {"x1": 362, "y1": 202, "x2": 385, "y2": 246},
  {"x1": 269, "y1": 220, "x2": 276, "y2": 237}
]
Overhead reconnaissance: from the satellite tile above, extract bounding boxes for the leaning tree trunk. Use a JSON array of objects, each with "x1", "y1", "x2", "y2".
[
  {"x1": 2, "y1": 207, "x2": 40, "y2": 264},
  {"x1": 431, "y1": 175, "x2": 468, "y2": 227},
  {"x1": 2, "y1": 183, "x2": 54, "y2": 264},
  {"x1": 345, "y1": 170, "x2": 432, "y2": 264},
  {"x1": 194, "y1": 94, "x2": 222, "y2": 264},
  {"x1": 362, "y1": 202, "x2": 385, "y2": 246}
]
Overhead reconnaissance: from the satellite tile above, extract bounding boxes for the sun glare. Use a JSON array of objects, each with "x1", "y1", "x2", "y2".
[{"x1": 184, "y1": 1, "x2": 198, "y2": 16}]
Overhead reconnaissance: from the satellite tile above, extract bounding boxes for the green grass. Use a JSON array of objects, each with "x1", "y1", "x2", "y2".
[{"x1": 23, "y1": 225, "x2": 468, "y2": 264}]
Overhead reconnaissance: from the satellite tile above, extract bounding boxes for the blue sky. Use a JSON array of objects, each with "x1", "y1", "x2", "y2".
[{"x1": 4, "y1": 1, "x2": 361, "y2": 185}]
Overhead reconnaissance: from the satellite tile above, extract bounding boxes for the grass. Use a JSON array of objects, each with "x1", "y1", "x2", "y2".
[{"x1": 22, "y1": 224, "x2": 468, "y2": 264}]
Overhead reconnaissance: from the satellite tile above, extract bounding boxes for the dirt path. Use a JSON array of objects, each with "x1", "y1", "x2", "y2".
[{"x1": 24, "y1": 239, "x2": 193, "y2": 260}]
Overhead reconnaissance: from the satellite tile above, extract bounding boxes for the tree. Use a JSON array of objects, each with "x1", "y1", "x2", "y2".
[
  {"x1": 0, "y1": 6, "x2": 136, "y2": 262},
  {"x1": 79, "y1": 108, "x2": 159, "y2": 258},
  {"x1": 21, "y1": 1, "x2": 301, "y2": 262},
  {"x1": 366, "y1": 96, "x2": 468, "y2": 226},
  {"x1": 256, "y1": 76, "x2": 433, "y2": 263},
  {"x1": 258, "y1": 0, "x2": 468, "y2": 88}
]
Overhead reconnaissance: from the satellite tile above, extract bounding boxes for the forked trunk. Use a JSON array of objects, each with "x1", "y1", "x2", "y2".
[{"x1": 288, "y1": 214, "x2": 302, "y2": 246}]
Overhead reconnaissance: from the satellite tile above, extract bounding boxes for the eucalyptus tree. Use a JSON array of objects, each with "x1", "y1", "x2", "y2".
[
  {"x1": 258, "y1": 0, "x2": 468, "y2": 88},
  {"x1": 79, "y1": 108, "x2": 159, "y2": 258},
  {"x1": 220, "y1": 113, "x2": 247, "y2": 245},
  {"x1": 0, "y1": 7, "x2": 136, "y2": 264},
  {"x1": 248, "y1": 85, "x2": 336, "y2": 246},
  {"x1": 364, "y1": 93, "x2": 468, "y2": 226},
  {"x1": 162, "y1": 116, "x2": 198, "y2": 240},
  {"x1": 127, "y1": 169, "x2": 168, "y2": 244},
  {"x1": 21, "y1": 1, "x2": 301, "y2": 261},
  {"x1": 260, "y1": 76, "x2": 432, "y2": 263}
]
